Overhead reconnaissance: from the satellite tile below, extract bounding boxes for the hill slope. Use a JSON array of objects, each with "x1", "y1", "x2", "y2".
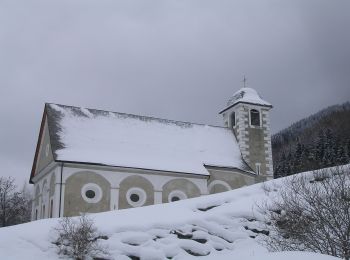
[
  {"x1": 272, "y1": 102, "x2": 350, "y2": 177},
  {"x1": 0, "y1": 171, "x2": 342, "y2": 260}
]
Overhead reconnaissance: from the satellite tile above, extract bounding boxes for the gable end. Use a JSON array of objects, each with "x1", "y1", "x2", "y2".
[{"x1": 30, "y1": 105, "x2": 55, "y2": 183}]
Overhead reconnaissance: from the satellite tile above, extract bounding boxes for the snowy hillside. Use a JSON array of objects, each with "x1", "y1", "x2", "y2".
[{"x1": 0, "y1": 173, "x2": 341, "y2": 260}]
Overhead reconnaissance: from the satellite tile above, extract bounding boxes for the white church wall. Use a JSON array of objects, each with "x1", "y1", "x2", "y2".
[
  {"x1": 31, "y1": 163, "x2": 60, "y2": 220},
  {"x1": 206, "y1": 167, "x2": 256, "y2": 194},
  {"x1": 58, "y1": 163, "x2": 208, "y2": 216}
]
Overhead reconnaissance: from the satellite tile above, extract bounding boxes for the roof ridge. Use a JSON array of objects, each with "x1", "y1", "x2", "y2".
[{"x1": 46, "y1": 102, "x2": 227, "y2": 129}]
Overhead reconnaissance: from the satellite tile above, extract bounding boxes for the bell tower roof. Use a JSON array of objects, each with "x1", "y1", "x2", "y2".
[{"x1": 219, "y1": 87, "x2": 272, "y2": 114}]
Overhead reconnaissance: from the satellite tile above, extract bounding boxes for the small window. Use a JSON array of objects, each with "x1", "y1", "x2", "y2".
[
  {"x1": 230, "y1": 112, "x2": 236, "y2": 128},
  {"x1": 256, "y1": 163, "x2": 261, "y2": 175},
  {"x1": 168, "y1": 190, "x2": 187, "y2": 203},
  {"x1": 126, "y1": 188, "x2": 147, "y2": 207},
  {"x1": 171, "y1": 196, "x2": 180, "y2": 202},
  {"x1": 45, "y1": 144, "x2": 50, "y2": 157},
  {"x1": 130, "y1": 193, "x2": 140, "y2": 202},
  {"x1": 85, "y1": 190, "x2": 96, "y2": 199},
  {"x1": 250, "y1": 109, "x2": 260, "y2": 126},
  {"x1": 81, "y1": 183, "x2": 103, "y2": 203}
]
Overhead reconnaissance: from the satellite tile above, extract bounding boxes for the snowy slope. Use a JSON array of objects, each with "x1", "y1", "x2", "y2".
[{"x1": 0, "y1": 173, "x2": 341, "y2": 260}]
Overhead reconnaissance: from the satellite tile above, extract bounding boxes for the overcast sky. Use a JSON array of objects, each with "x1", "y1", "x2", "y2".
[{"x1": 0, "y1": 0, "x2": 349, "y2": 185}]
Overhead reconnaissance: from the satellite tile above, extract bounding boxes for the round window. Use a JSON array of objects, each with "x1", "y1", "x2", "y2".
[
  {"x1": 126, "y1": 188, "x2": 147, "y2": 207},
  {"x1": 171, "y1": 196, "x2": 180, "y2": 202},
  {"x1": 130, "y1": 193, "x2": 140, "y2": 202},
  {"x1": 168, "y1": 190, "x2": 187, "y2": 203},
  {"x1": 85, "y1": 190, "x2": 96, "y2": 199},
  {"x1": 81, "y1": 183, "x2": 102, "y2": 203}
]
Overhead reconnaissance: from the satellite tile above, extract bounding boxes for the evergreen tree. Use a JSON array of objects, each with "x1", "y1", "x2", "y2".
[
  {"x1": 336, "y1": 145, "x2": 347, "y2": 165},
  {"x1": 322, "y1": 128, "x2": 336, "y2": 167},
  {"x1": 294, "y1": 142, "x2": 304, "y2": 173},
  {"x1": 347, "y1": 139, "x2": 350, "y2": 159},
  {"x1": 315, "y1": 130, "x2": 325, "y2": 163},
  {"x1": 279, "y1": 152, "x2": 288, "y2": 177},
  {"x1": 286, "y1": 151, "x2": 294, "y2": 176}
]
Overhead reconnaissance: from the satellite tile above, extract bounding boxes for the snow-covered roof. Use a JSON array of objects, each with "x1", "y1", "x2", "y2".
[
  {"x1": 45, "y1": 104, "x2": 251, "y2": 176},
  {"x1": 220, "y1": 88, "x2": 272, "y2": 114}
]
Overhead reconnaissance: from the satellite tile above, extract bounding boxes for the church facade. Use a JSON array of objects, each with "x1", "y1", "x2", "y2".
[{"x1": 29, "y1": 87, "x2": 273, "y2": 220}]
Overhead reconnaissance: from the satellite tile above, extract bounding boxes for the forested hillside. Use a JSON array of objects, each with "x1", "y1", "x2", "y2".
[{"x1": 272, "y1": 102, "x2": 350, "y2": 177}]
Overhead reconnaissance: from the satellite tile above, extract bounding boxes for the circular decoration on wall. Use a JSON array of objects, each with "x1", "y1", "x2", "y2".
[
  {"x1": 81, "y1": 183, "x2": 103, "y2": 203},
  {"x1": 168, "y1": 190, "x2": 187, "y2": 203},
  {"x1": 207, "y1": 180, "x2": 231, "y2": 194},
  {"x1": 126, "y1": 187, "x2": 147, "y2": 207}
]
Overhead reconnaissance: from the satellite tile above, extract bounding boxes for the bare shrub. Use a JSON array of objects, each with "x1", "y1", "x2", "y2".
[
  {"x1": 53, "y1": 215, "x2": 109, "y2": 260},
  {"x1": 261, "y1": 166, "x2": 350, "y2": 260}
]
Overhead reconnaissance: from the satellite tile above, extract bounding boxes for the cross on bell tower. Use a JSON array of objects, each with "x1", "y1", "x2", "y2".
[{"x1": 242, "y1": 76, "x2": 247, "y2": 88}]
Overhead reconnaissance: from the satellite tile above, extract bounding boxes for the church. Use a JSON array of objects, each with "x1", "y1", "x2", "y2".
[{"x1": 29, "y1": 87, "x2": 273, "y2": 220}]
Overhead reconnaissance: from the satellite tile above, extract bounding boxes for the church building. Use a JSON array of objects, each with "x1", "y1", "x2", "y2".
[{"x1": 29, "y1": 87, "x2": 273, "y2": 220}]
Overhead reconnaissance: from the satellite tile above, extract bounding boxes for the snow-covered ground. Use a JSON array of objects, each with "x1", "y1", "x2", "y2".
[{"x1": 0, "y1": 171, "x2": 342, "y2": 260}]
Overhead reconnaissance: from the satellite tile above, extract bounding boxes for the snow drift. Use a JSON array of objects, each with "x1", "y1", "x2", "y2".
[{"x1": 0, "y1": 171, "x2": 342, "y2": 260}]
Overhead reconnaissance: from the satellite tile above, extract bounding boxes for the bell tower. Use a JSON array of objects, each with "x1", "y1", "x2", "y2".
[{"x1": 219, "y1": 84, "x2": 273, "y2": 180}]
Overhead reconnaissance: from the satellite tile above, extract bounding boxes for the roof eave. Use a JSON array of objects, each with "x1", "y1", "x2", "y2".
[
  {"x1": 203, "y1": 164, "x2": 256, "y2": 176},
  {"x1": 219, "y1": 101, "x2": 273, "y2": 114},
  {"x1": 55, "y1": 159, "x2": 209, "y2": 178}
]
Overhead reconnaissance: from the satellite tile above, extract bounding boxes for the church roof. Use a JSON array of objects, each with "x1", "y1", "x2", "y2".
[
  {"x1": 219, "y1": 87, "x2": 272, "y2": 114},
  {"x1": 43, "y1": 103, "x2": 252, "y2": 176}
]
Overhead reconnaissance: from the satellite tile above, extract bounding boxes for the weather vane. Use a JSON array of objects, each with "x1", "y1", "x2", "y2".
[{"x1": 242, "y1": 76, "x2": 247, "y2": 88}]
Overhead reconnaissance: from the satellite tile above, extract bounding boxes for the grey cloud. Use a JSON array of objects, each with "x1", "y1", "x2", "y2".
[{"x1": 0, "y1": 0, "x2": 349, "y2": 184}]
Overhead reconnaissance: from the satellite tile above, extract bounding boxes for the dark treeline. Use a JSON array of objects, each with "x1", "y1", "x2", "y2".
[{"x1": 272, "y1": 102, "x2": 350, "y2": 178}]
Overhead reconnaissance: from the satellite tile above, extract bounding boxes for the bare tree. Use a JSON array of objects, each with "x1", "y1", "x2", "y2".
[
  {"x1": 0, "y1": 176, "x2": 30, "y2": 227},
  {"x1": 53, "y1": 215, "x2": 109, "y2": 260},
  {"x1": 261, "y1": 166, "x2": 350, "y2": 260},
  {"x1": 20, "y1": 181, "x2": 33, "y2": 223}
]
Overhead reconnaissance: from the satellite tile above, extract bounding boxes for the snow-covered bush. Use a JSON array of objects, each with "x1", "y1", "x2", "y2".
[
  {"x1": 262, "y1": 166, "x2": 350, "y2": 260},
  {"x1": 52, "y1": 215, "x2": 109, "y2": 260}
]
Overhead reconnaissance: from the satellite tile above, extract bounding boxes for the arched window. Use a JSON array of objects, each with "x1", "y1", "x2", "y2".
[
  {"x1": 255, "y1": 163, "x2": 261, "y2": 175},
  {"x1": 42, "y1": 205, "x2": 45, "y2": 218},
  {"x1": 50, "y1": 199, "x2": 53, "y2": 218},
  {"x1": 230, "y1": 112, "x2": 236, "y2": 128},
  {"x1": 250, "y1": 109, "x2": 260, "y2": 126}
]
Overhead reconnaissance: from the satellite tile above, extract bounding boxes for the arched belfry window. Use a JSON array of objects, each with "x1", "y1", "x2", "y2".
[
  {"x1": 250, "y1": 109, "x2": 260, "y2": 126},
  {"x1": 230, "y1": 112, "x2": 236, "y2": 128}
]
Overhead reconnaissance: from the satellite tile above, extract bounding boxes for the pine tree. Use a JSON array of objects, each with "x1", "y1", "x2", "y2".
[
  {"x1": 322, "y1": 128, "x2": 336, "y2": 167},
  {"x1": 336, "y1": 145, "x2": 347, "y2": 165},
  {"x1": 347, "y1": 139, "x2": 350, "y2": 159},
  {"x1": 303, "y1": 145, "x2": 312, "y2": 170},
  {"x1": 294, "y1": 142, "x2": 304, "y2": 173},
  {"x1": 286, "y1": 151, "x2": 294, "y2": 176},
  {"x1": 315, "y1": 130, "x2": 325, "y2": 164},
  {"x1": 281, "y1": 152, "x2": 288, "y2": 177}
]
